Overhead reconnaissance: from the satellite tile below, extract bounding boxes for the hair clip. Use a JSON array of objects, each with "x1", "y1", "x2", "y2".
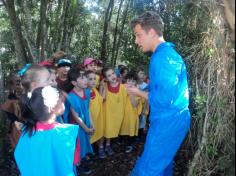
[
  {"x1": 42, "y1": 86, "x2": 59, "y2": 110},
  {"x1": 18, "y1": 64, "x2": 31, "y2": 77}
]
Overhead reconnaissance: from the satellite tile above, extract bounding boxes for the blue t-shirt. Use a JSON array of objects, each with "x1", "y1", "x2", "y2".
[{"x1": 15, "y1": 123, "x2": 78, "y2": 176}]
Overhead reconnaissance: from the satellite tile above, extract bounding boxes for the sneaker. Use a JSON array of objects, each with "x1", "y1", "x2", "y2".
[
  {"x1": 105, "y1": 145, "x2": 114, "y2": 156},
  {"x1": 125, "y1": 146, "x2": 133, "y2": 153},
  {"x1": 77, "y1": 165, "x2": 92, "y2": 175},
  {"x1": 98, "y1": 148, "x2": 107, "y2": 159}
]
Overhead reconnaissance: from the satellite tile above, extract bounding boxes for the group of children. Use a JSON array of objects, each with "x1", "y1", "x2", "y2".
[{"x1": 0, "y1": 51, "x2": 149, "y2": 176}]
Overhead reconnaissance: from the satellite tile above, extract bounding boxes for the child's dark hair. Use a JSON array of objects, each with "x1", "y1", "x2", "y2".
[
  {"x1": 85, "y1": 70, "x2": 96, "y2": 77},
  {"x1": 120, "y1": 67, "x2": 128, "y2": 75},
  {"x1": 126, "y1": 71, "x2": 138, "y2": 82},
  {"x1": 22, "y1": 87, "x2": 58, "y2": 136},
  {"x1": 68, "y1": 67, "x2": 85, "y2": 82},
  {"x1": 102, "y1": 67, "x2": 113, "y2": 78},
  {"x1": 137, "y1": 67, "x2": 145, "y2": 73}
]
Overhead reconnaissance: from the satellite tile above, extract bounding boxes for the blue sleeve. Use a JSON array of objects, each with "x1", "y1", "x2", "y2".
[
  {"x1": 85, "y1": 89, "x2": 91, "y2": 102},
  {"x1": 63, "y1": 94, "x2": 77, "y2": 123},
  {"x1": 148, "y1": 51, "x2": 183, "y2": 108},
  {"x1": 63, "y1": 97, "x2": 71, "y2": 123}
]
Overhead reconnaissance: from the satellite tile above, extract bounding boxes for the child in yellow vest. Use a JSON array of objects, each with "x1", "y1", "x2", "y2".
[
  {"x1": 86, "y1": 71, "x2": 107, "y2": 159},
  {"x1": 120, "y1": 71, "x2": 142, "y2": 153},
  {"x1": 101, "y1": 67, "x2": 127, "y2": 155},
  {"x1": 120, "y1": 71, "x2": 142, "y2": 136}
]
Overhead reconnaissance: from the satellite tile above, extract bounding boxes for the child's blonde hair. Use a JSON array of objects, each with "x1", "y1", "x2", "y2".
[{"x1": 21, "y1": 65, "x2": 49, "y2": 92}]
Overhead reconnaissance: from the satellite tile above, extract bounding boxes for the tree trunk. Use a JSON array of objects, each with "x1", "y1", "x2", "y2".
[
  {"x1": 18, "y1": 0, "x2": 36, "y2": 63},
  {"x1": 223, "y1": 0, "x2": 235, "y2": 42},
  {"x1": 50, "y1": 0, "x2": 63, "y2": 52},
  {"x1": 57, "y1": 0, "x2": 69, "y2": 51},
  {"x1": 3, "y1": 0, "x2": 29, "y2": 68},
  {"x1": 0, "y1": 60, "x2": 5, "y2": 165},
  {"x1": 111, "y1": 0, "x2": 124, "y2": 66},
  {"x1": 114, "y1": 1, "x2": 130, "y2": 66},
  {"x1": 100, "y1": 0, "x2": 114, "y2": 62},
  {"x1": 36, "y1": 0, "x2": 48, "y2": 61},
  {"x1": 67, "y1": 0, "x2": 79, "y2": 52}
]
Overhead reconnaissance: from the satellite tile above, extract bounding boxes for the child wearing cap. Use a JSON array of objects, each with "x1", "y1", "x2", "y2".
[
  {"x1": 84, "y1": 58, "x2": 98, "y2": 73},
  {"x1": 84, "y1": 58, "x2": 101, "y2": 88},
  {"x1": 56, "y1": 59, "x2": 73, "y2": 93}
]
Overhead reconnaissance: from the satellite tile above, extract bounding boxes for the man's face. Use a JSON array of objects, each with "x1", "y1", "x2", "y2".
[{"x1": 134, "y1": 24, "x2": 154, "y2": 52}]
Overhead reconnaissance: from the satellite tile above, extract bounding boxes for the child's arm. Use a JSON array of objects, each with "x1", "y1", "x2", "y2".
[
  {"x1": 99, "y1": 80, "x2": 107, "y2": 100},
  {"x1": 89, "y1": 112, "x2": 95, "y2": 133},
  {"x1": 71, "y1": 108, "x2": 94, "y2": 134},
  {"x1": 130, "y1": 95, "x2": 139, "y2": 108}
]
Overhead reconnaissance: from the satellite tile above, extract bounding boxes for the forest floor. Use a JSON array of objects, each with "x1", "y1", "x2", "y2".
[{"x1": 0, "y1": 131, "x2": 191, "y2": 176}]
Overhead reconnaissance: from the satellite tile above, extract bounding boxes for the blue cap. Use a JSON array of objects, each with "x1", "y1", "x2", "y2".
[{"x1": 57, "y1": 59, "x2": 72, "y2": 67}]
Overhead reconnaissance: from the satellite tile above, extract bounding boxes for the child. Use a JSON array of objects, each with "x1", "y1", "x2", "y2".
[
  {"x1": 137, "y1": 68, "x2": 149, "y2": 136},
  {"x1": 84, "y1": 58, "x2": 98, "y2": 73},
  {"x1": 66, "y1": 68, "x2": 94, "y2": 175},
  {"x1": 0, "y1": 74, "x2": 23, "y2": 148},
  {"x1": 120, "y1": 72, "x2": 142, "y2": 153},
  {"x1": 86, "y1": 71, "x2": 106, "y2": 158},
  {"x1": 120, "y1": 66, "x2": 129, "y2": 84},
  {"x1": 84, "y1": 57, "x2": 100, "y2": 88},
  {"x1": 56, "y1": 58, "x2": 73, "y2": 93},
  {"x1": 21, "y1": 65, "x2": 51, "y2": 93},
  {"x1": 137, "y1": 68, "x2": 148, "y2": 91},
  {"x1": 14, "y1": 86, "x2": 80, "y2": 176},
  {"x1": 20, "y1": 65, "x2": 51, "y2": 119},
  {"x1": 3, "y1": 65, "x2": 51, "y2": 148},
  {"x1": 101, "y1": 67, "x2": 127, "y2": 155}
]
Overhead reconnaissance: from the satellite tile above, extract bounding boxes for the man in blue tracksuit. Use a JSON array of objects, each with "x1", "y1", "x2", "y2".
[{"x1": 126, "y1": 12, "x2": 191, "y2": 176}]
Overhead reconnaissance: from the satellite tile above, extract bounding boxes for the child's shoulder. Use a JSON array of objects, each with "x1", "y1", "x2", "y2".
[
  {"x1": 120, "y1": 84, "x2": 127, "y2": 90},
  {"x1": 55, "y1": 123, "x2": 79, "y2": 132}
]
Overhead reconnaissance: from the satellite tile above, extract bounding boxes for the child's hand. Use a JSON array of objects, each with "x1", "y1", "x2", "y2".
[
  {"x1": 100, "y1": 79, "x2": 106, "y2": 88},
  {"x1": 86, "y1": 127, "x2": 95, "y2": 135}
]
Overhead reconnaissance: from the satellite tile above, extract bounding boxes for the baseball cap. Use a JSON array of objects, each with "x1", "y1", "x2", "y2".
[
  {"x1": 83, "y1": 58, "x2": 96, "y2": 67},
  {"x1": 57, "y1": 59, "x2": 72, "y2": 68}
]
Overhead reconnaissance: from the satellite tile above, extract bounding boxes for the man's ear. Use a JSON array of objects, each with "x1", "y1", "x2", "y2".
[{"x1": 149, "y1": 28, "x2": 158, "y2": 38}]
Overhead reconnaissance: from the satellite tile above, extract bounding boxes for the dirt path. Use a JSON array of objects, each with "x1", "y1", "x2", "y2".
[{"x1": 0, "y1": 135, "x2": 190, "y2": 176}]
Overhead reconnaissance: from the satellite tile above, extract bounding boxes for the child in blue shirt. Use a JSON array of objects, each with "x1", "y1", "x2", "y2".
[{"x1": 65, "y1": 68, "x2": 94, "y2": 175}]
